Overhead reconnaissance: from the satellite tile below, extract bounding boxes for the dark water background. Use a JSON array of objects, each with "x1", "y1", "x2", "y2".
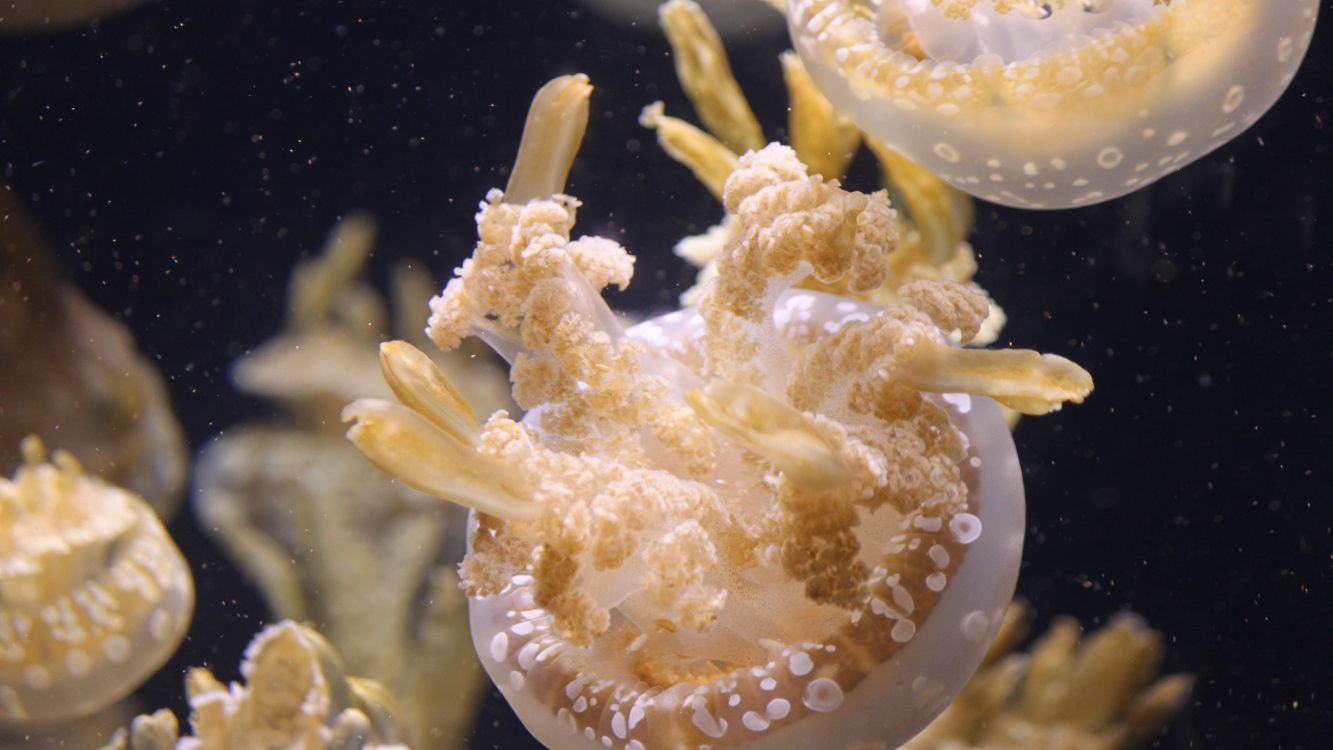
[{"x1": 1, "y1": 1, "x2": 1329, "y2": 747}]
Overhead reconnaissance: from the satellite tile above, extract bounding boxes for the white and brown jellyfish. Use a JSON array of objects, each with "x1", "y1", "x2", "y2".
[
  {"x1": 786, "y1": 0, "x2": 1320, "y2": 208},
  {"x1": 0, "y1": 436, "x2": 193, "y2": 726},
  {"x1": 344, "y1": 76, "x2": 1093, "y2": 750}
]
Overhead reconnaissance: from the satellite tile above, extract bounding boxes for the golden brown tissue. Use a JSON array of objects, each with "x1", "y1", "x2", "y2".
[
  {"x1": 193, "y1": 214, "x2": 502, "y2": 750},
  {"x1": 0, "y1": 190, "x2": 188, "y2": 519}
]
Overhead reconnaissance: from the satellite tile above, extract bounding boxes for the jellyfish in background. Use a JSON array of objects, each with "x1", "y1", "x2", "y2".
[
  {"x1": 99, "y1": 621, "x2": 410, "y2": 750},
  {"x1": 0, "y1": 436, "x2": 193, "y2": 727},
  {"x1": 344, "y1": 75, "x2": 1092, "y2": 750},
  {"x1": 787, "y1": 0, "x2": 1319, "y2": 208}
]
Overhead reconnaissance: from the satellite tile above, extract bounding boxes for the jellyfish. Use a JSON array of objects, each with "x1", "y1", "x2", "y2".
[
  {"x1": 99, "y1": 621, "x2": 410, "y2": 750},
  {"x1": 0, "y1": 436, "x2": 193, "y2": 725},
  {"x1": 786, "y1": 0, "x2": 1320, "y2": 208},
  {"x1": 344, "y1": 75, "x2": 1093, "y2": 750},
  {"x1": 905, "y1": 602, "x2": 1193, "y2": 750},
  {"x1": 194, "y1": 212, "x2": 496, "y2": 750}
]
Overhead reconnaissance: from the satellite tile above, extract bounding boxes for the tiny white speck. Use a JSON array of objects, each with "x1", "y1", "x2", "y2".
[
  {"x1": 789, "y1": 652, "x2": 814, "y2": 676},
  {"x1": 612, "y1": 711, "x2": 627, "y2": 739},
  {"x1": 803, "y1": 678, "x2": 844, "y2": 712},
  {"x1": 23, "y1": 666, "x2": 50, "y2": 690},
  {"x1": 148, "y1": 609, "x2": 172, "y2": 642},
  {"x1": 961, "y1": 610, "x2": 991, "y2": 642},
  {"x1": 516, "y1": 642, "x2": 540, "y2": 671},
  {"x1": 742, "y1": 711, "x2": 770, "y2": 732},
  {"x1": 65, "y1": 649, "x2": 91, "y2": 678},
  {"x1": 892, "y1": 619, "x2": 917, "y2": 643},
  {"x1": 103, "y1": 635, "x2": 131, "y2": 664},
  {"x1": 950, "y1": 513, "x2": 982, "y2": 545},
  {"x1": 489, "y1": 632, "x2": 510, "y2": 663},
  {"x1": 941, "y1": 393, "x2": 972, "y2": 413}
]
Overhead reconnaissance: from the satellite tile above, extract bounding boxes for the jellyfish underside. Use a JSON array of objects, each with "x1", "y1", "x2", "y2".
[
  {"x1": 345, "y1": 75, "x2": 1094, "y2": 750},
  {"x1": 467, "y1": 363, "x2": 1027, "y2": 750},
  {"x1": 789, "y1": 0, "x2": 1319, "y2": 208}
]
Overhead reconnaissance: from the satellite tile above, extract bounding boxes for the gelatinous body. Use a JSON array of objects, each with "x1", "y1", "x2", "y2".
[
  {"x1": 788, "y1": 0, "x2": 1319, "y2": 208},
  {"x1": 345, "y1": 76, "x2": 1091, "y2": 750},
  {"x1": 468, "y1": 362, "x2": 1026, "y2": 750},
  {"x1": 0, "y1": 438, "x2": 193, "y2": 724}
]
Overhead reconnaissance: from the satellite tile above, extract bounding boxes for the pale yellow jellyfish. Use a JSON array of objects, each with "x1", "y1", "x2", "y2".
[
  {"x1": 99, "y1": 621, "x2": 410, "y2": 750},
  {"x1": 345, "y1": 75, "x2": 1093, "y2": 750},
  {"x1": 786, "y1": 0, "x2": 1320, "y2": 208},
  {"x1": 0, "y1": 436, "x2": 193, "y2": 726}
]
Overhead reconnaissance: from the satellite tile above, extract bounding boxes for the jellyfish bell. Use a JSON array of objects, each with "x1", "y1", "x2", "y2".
[
  {"x1": 467, "y1": 294, "x2": 1027, "y2": 750},
  {"x1": 0, "y1": 437, "x2": 194, "y2": 725},
  {"x1": 787, "y1": 0, "x2": 1320, "y2": 209}
]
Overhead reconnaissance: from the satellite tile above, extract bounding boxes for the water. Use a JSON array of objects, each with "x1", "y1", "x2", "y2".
[{"x1": 0, "y1": 1, "x2": 1328, "y2": 748}]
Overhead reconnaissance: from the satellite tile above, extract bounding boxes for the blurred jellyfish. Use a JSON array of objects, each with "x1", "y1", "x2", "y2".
[
  {"x1": 787, "y1": 0, "x2": 1320, "y2": 208},
  {"x1": 0, "y1": 436, "x2": 193, "y2": 727}
]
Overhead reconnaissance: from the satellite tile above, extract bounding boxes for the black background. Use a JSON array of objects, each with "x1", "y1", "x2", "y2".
[{"x1": 0, "y1": 1, "x2": 1329, "y2": 747}]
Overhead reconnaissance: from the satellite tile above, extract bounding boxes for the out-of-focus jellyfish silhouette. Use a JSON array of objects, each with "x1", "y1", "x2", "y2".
[
  {"x1": 0, "y1": 436, "x2": 193, "y2": 728},
  {"x1": 786, "y1": 0, "x2": 1320, "y2": 208},
  {"x1": 0, "y1": 190, "x2": 188, "y2": 519},
  {"x1": 193, "y1": 215, "x2": 501, "y2": 750},
  {"x1": 344, "y1": 75, "x2": 1093, "y2": 750},
  {"x1": 98, "y1": 621, "x2": 410, "y2": 750},
  {"x1": 0, "y1": 0, "x2": 148, "y2": 32},
  {"x1": 907, "y1": 602, "x2": 1192, "y2": 750}
]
